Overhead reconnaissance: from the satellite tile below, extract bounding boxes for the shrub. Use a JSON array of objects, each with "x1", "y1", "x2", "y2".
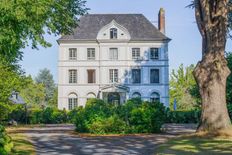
[
  {"x1": 74, "y1": 99, "x2": 113, "y2": 133},
  {"x1": 67, "y1": 108, "x2": 79, "y2": 123},
  {"x1": 29, "y1": 108, "x2": 43, "y2": 124},
  {"x1": 128, "y1": 102, "x2": 166, "y2": 133},
  {"x1": 51, "y1": 109, "x2": 67, "y2": 124},
  {"x1": 74, "y1": 98, "x2": 167, "y2": 134},
  {"x1": 88, "y1": 115, "x2": 127, "y2": 134},
  {"x1": 0, "y1": 125, "x2": 13, "y2": 155},
  {"x1": 166, "y1": 110, "x2": 201, "y2": 123},
  {"x1": 28, "y1": 107, "x2": 68, "y2": 124},
  {"x1": 9, "y1": 105, "x2": 26, "y2": 123}
]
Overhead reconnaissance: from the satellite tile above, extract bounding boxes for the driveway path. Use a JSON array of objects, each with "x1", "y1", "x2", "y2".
[{"x1": 20, "y1": 124, "x2": 196, "y2": 155}]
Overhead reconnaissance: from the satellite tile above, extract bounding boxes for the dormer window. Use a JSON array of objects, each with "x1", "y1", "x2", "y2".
[{"x1": 110, "y1": 28, "x2": 117, "y2": 39}]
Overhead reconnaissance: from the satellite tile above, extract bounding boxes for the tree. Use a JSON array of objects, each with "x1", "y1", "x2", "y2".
[
  {"x1": 19, "y1": 76, "x2": 45, "y2": 107},
  {"x1": 0, "y1": 0, "x2": 88, "y2": 63},
  {"x1": 48, "y1": 87, "x2": 58, "y2": 108},
  {"x1": 0, "y1": 61, "x2": 24, "y2": 121},
  {"x1": 170, "y1": 64, "x2": 200, "y2": 110},
  {"x1": 192, "y1": 0, "x2": 232, "y2": 132},
  {"x1": 226, "y1": 52, "x2": 232, "y2": 104},
  {"x1": 35, "y1": 68, "x2": 55, "y2": 102}
]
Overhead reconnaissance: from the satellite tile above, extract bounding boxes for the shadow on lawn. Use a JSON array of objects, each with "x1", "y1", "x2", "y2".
[
  {"x1": 10, "y1": 134, "x2": 35, "y2": 155},
  {"x1": 155, "y1": 136, "x2": 232, "y2": 155}
]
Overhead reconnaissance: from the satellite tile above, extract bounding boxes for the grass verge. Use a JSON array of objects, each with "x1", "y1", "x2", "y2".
[
  {"x1": 9, "y1": 133, "x2": 35, "y2": 155},
  {"x1": 155, "y1": 133, "x2": 232, "y2": 155}
]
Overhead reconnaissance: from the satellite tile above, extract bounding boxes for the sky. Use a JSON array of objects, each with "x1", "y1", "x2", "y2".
[{"x1": 20, "y1": 0, "x2": 232, "y2": 83}]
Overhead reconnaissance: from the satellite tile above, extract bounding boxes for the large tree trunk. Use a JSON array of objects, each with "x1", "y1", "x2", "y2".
[{"x1": 194, "y1": 0, "x2": 231, "y2": 132}]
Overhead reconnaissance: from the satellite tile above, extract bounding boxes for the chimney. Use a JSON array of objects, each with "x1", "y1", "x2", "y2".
[{"x1": 158, "y1": 8, "x2": 165, "y2": 34}]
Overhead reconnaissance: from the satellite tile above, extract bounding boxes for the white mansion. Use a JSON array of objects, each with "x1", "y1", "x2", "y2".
[{"x1": 57, "y1": 9, "x2": 170, "y2": 110}]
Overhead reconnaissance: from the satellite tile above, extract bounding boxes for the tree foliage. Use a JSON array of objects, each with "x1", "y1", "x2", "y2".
[
  {"x1": 35, "y1": 68, "x2": 55, "y2": 102},
  {"x1": 19, "y1": 76, "x2": 45, "y2": 107},
  {"x1": 0, "y1": 0, "x2": 88, "y2": 63},
  {"x1": 226, "y1": 52, "x2": 232, "y2": 104},
  {"x1": 170, "y1": 64, "x2": 200, "y2": 110},
  {"x1": 48, "y1": 87, "x2": 58, "y2": 108}
]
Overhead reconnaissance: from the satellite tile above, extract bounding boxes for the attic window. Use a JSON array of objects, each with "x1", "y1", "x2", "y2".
[{"x1": 110, "y1": 28, "x2": 117, "y2": 39}]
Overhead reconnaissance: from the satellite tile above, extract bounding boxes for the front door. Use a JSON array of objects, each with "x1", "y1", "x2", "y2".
[{"x1": 107, "y1": 92, "x2": 120, "y2": 105}]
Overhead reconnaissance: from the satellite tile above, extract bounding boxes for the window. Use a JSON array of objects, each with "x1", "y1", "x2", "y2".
[
  {"x1": 109, "y1": 69, "x2": 118, "y2": 83},
  {"x1": 150, "y1": 48, "x2": 159, "y2": 60},
  {"x1": 132, "y1": 69, "x2": 141, "y2": 83},
  {"x1": 109, "y1": 48, "x2": 118, "y2": 60},
  {"x1": 87, "y1": 69, "x2": 96, "y2": 83},
  {"x1": 132, "y1": 92, "x2": 141, "y2": 98},
  {"x1": 69, "y1": 48, "x2": 77, "y2": 60},
  {"x1": 150, "y1": 92, "x2": 160, "y2": 102},
  {"x1": 69, "y1": 70, "x2": 77, "y2": 83},
  {"x1": 110, "y1": 28, "x2": 117, "y2": 39},
  {"x1": 87, "y1": 48, "x2": 95, "y2": 60},
  {"x1": 87, "y1": 93, "x2": 96, "y2": 101},
  {"x1": 132, "y1": 48, "x2": 141, "y2": 60},
  {"x1": 150, "y1": 69, "x2": 159, "y2": 83},
  {"x1": 68, "y1": 93, "x2": 78, "y2": 110}
]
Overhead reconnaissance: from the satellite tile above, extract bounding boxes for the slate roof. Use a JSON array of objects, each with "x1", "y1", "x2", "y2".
[
  {"x1": 9, "y1": 91, "x2": 25, "y2": 104},
  {"x1": 58, "y1": 14, "x2": 170, "y2": 41}
]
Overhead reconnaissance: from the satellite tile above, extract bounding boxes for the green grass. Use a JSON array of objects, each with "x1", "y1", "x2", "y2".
[
  {"x1": 155, "y1": 135, "x2": 232, "y2": 155},
  {"x1": 9, "y1": 133, "x2": 35, "y2": 155}
]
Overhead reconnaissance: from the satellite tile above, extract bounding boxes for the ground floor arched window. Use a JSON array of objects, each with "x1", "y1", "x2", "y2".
[
  {"x1": 68, "y1": 93, "x2": 78, "y2": 110},
  {"x1": 132, "y1": 92, "x2": 141, "y2": 99},
  {"x1": 150, "y1": 92, "x2": 160, "y2": 103},
  {"x1": 87, "y1": 92, "x2": 96, "y2": 101}
]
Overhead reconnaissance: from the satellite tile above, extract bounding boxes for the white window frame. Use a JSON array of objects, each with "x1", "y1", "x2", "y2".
[
  {"x1": 109, "y1": 48, "x2": 118, "y2": 60},
  {"x1": 68, "y1": 98, "x2": 78, "y2": 110},
  {"x1": 109, "y1": 69, "x2": 118, "y2": 83},
  {"x1": 69, "y1": 48, "x2": 77, "y2": 60},
  {"x1": 150, "y1": 48, "x2": 159, "y2": 60},
  {"x1": 132, "y1": 48, "x2": 141, "y2": 60},
  {"x1": 110, "y1": 28, "x2": 118, "y2": 39},
  {"x1": 87, "y1": 48, "x2": 95, "y2": 60},
  {"x1": 69, "y1": 70, "x2": 77, "y2": 84}
]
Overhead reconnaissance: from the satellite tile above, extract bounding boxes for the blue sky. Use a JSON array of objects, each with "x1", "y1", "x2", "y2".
[{"x1": 20, "y1": 0, "x2": 232, "y2": 83}]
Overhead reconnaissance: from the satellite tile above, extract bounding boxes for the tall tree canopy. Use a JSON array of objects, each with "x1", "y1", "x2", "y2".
[
  {"x1": 192, "y1": 0, "x2": 232, "y2": 132},
  {"x1": 20, "y1": 76, "x2": 45, "y2": 107},
  {"x1": 0, "y1": 0, "x2": 88, "y2": 63},
  {"x1": 170, "y1": 64, "x2": 200, "y2": 110},
  {"x1": 35, "y1": 68, "x2": 55, "y2": 102}
]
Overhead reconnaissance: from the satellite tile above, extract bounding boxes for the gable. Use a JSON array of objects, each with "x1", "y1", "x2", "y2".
[{"x1": 97, "y1": 20, "x2": 131, "y2": 40}]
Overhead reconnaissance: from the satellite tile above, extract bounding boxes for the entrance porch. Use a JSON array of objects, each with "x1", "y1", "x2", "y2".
[{"x1": 99, "y1": 84, "x2": 129, "y2": 105}]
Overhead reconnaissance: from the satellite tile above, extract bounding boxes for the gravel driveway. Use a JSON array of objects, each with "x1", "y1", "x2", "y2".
[{"x1": 21, "y1": 124, "x2": 196, "y2": 155}]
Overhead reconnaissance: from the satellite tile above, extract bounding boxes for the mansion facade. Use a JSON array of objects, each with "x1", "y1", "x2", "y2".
[{"x1": 58, "y1": 9, "x2": 170, "y2": 110}]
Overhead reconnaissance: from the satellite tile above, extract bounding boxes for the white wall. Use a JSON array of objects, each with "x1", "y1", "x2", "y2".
[{"x1": 58, "y1": 41, "x2": 169, "y2": 109}]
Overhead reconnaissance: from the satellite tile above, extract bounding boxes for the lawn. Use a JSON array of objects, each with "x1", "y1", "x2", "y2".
[
  {"x1": 155, "y1": 134, "x2": 232, "y2": 155},
  {"x1": 8, "y1": 133, "x2": 35, "y2": 155}
]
